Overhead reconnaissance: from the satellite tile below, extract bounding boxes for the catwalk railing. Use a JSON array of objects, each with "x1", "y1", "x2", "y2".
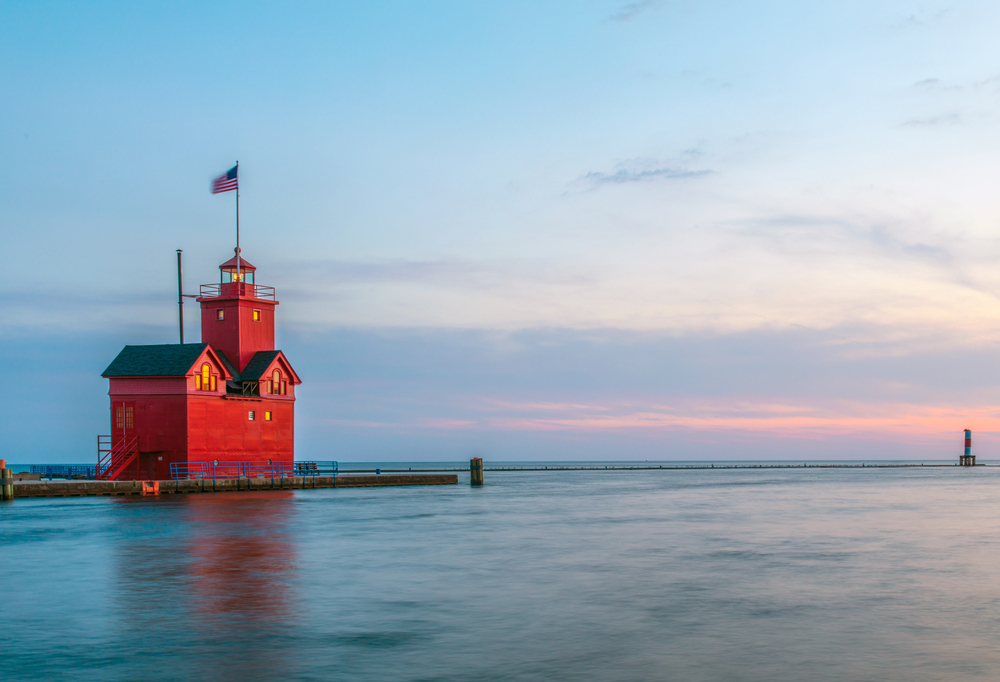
[
  {"x1": 198, "y1": 282, "x2": 276, "y2": 301},
  {"x1": 169, "y1": 461, "x2": 338, "y2": 480}
]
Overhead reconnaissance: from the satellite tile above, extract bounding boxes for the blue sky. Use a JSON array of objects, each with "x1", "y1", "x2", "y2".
[{"x1": 4, "y1": 1, "x2": 1000, "y2": 461}]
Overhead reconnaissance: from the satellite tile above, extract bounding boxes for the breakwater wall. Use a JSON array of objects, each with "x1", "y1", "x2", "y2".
[
  {"x1": 345, "y1": 463, "x2": 983, "y2": 473},
  {"x1": 9, "y1": 473, "x2": 457, "y2": 499}
]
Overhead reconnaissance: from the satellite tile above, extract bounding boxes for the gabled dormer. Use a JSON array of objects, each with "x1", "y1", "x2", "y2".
[
  {"x1": 238, "y1": 351, "x2": 301, "y2": 399},
  {"x1": 186, "y1": 345, "x2": 233, "y2": 395}
]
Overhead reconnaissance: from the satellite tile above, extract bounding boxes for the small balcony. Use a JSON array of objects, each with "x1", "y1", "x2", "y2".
[{"x1": 198, "y1": 282, "x2": 276, "y2": 301}]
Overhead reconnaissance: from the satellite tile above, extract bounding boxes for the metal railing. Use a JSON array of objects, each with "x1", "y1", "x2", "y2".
[
  {"x1": 198, "y1": 282, "x2": 276, "y2": 301},
  {"x1": 169, "y1": 461, "x2": 337, "y2": 480},
  {"x1": 30, "y1": 465, "x2": 97, "y2": 480},
  {"x1": 294, "y1": 461, "x2": 339, "y2": 476}
]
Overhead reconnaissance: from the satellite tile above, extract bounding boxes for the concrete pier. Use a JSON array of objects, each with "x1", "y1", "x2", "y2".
[{"x1": 9, "y1": 473, "x2": 457, "y2": 499}]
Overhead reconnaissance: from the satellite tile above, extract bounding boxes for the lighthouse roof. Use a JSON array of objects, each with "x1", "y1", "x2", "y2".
[
  {"x1": 219, "y1": 254, "x2": 256, "y2": 271},
  {"x1": 102, "y1": 343, "x2": 221, "y2": 377}
]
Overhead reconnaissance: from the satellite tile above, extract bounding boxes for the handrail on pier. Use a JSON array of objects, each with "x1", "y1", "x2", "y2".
[{"x1": 170, "y1": 461, "x2": 338, "y2": 480}]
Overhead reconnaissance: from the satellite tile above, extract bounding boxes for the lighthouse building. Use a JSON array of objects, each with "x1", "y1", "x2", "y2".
[{"x1": 99, "y1": 252, "x2": 301, "y2": 480}]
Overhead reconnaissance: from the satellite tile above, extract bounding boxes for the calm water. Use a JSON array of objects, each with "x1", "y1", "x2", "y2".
[{"x1": 5, "y1": 462, "x2": 1000, "y2": 681}]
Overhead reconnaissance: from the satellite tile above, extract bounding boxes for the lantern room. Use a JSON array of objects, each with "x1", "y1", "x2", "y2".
[{"x1": 219, "y1": 248, "x2": 256, "y2": 283}]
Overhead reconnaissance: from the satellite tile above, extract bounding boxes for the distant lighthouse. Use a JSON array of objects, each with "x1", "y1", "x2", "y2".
[{"x1": 960, "y1": 429, "x2": 975, "y2": 466}]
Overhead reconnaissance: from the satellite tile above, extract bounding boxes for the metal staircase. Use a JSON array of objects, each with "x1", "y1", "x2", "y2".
[{"x1": 96, "y1": 435, "x2": 139, "y2": 480}]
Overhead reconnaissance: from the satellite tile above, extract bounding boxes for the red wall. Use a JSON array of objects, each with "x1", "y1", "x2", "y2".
[
  {"x1": 108, "y1": 383, "x2": 189, "y2": 480},
  {"x1": 187, "y1": 396, "x2": 295, "y2": 463}
]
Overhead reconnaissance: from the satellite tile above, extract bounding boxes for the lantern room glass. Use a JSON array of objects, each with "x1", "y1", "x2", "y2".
[{"x1": 221, "y1": 269, "x2": 254, "y2": 284}]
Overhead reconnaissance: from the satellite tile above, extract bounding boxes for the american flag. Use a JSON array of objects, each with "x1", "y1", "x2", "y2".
[{"x1": 211, "y1": 165, "x2": 238, "y2": 194}]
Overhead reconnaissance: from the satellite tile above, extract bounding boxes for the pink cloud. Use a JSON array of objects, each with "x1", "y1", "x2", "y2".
[
  {"x1": 323, "y1": 397, "x2": 1000, "y2": 442},
  {"x1": 417, "y1": 418, "x2": 479, "y2": 429},
  {"x1": 484, "y1": 401, "x2": 1000, "y2": 437},
  {"x1": 322, "y1": 419, "x2": 397, "y2": 428}
]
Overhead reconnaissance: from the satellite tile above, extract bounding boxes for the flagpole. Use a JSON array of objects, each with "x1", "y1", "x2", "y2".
[{"x1": 235, "y1": 161, "x2": 241, "y2": 286}]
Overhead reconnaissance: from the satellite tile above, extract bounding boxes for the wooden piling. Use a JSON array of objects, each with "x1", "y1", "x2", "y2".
[
  {"x1": 1, "y1": 462, "x2": 12, "y2": 502},
  {"x1": 470, "y1": 457, "x2": 484, "y2": 486}
]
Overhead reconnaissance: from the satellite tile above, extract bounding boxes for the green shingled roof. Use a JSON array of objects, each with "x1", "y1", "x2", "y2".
[
  {"x1": 102, "y1": 343, "x2": 209, "y2": 377},
  {"x1": 214, "y1": 349, "x2": 241, "y2": 381},
  {"x1": 240, "y1": 350, "x2": 282, "y2": 381}
]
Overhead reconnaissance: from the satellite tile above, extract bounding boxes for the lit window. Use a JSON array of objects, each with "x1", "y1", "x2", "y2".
[
  {"x1": 115, "y1": 406, "x2": 124, "y2": 429},
  {"x1": 248, "y1": 411, "x2": 255, "y2": 421},
  {"x1": 272, "y1": 370, "x2": 280, "y2": 395},
  {"x1": 196, "y1": 363, "x2": 215, "y2": 391},
  {"x1": 217, "y1": 309, "x2": 224, "y2": 321},
  {"x1": 253, "y1": 309, "x2": 261, "y2": 322},
  {"x1": 125, "y1": 406, "x2": 133, "y2": 429},
  {"x1": 265, "y1": 411, "x2": 272, "y2": 421}
]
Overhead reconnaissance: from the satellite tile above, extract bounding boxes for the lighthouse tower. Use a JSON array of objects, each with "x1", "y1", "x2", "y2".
[
  {"x1": 99, "y1": 250, "x2": 301, "y2": 480},
  {"x1": 199, "y1": 250, "x2": 277, "y2": 373}
]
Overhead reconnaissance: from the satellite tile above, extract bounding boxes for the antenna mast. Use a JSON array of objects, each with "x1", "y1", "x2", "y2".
[{"x1": 177, "y1": 249, "x2": 184, "y2": 344}]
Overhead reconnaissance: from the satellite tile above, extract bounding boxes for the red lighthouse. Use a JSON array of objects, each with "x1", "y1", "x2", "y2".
[{"x1": 98, "y1": 249, "x2": 301, "y2": 480}]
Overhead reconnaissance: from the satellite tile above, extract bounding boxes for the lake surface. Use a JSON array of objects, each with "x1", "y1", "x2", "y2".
[{"x1": 5, "y1": 462, "x2": 1000, "y2": 681}]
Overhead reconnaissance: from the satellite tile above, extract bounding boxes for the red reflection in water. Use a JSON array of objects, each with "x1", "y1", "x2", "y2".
[
  {"x1": 180, "y1": 492, "x2": 297, "y2": 622},
  {"x1": 113, "y1": 491, "x2": 300, "y2": 679}
]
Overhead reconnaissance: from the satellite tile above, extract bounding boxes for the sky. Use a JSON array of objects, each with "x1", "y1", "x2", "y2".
[{"x1": 4, "y1": 0, "x2": 1000, "y2": 462}]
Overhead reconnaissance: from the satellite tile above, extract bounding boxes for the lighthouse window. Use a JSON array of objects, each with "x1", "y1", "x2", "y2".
[
  {"x1": 217, "y1": 309, "x2": 224, "y2": 321},
  {"x1": 114, "y1": 405, "x2": 132, "y2": 429},
  {"x1": 281, "y1": 380, "x2": 287, "y2": 396},
  {"x1": 271, "y1": 370, "x2": 280, "y2": 394},
  {"x1": 248, "y1": 411, "x2": 256, "y2": 421},
  {"x1": 195, "y1": 363, "x2": 216, "y2": 391},
  {"x1": 265, "y1": 411, "x2": 272, "y2": 421},
  {"x1": 253, "y1": 309, "x2": 261, "y2": 322}
]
